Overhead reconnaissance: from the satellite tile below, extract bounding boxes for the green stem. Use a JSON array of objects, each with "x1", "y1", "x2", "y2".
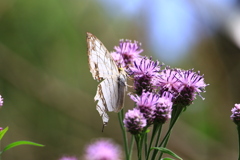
[
  {"x1": 146, "y1": 124, "x2": 161, "y2": 160},
  {"x1": 158, "y1": 106, "x2": 183, "y2": 160},
  {"x1": 152, "y1": 125, "x2": 162, "y2": 160},
  {"x1": 135, "y1": 134, "x2": 142, "y2": 160},
  {"x1": 128, "y1": 135, "x2": 134, "y2": 160},
  {"x1": 118, "y1": 110, "x2": 129, "y2": 160},
  {"x1": 237, "y1": 125, "x2": 240, "y2": 160},
  {"x1": 144, "y1": 132, "x2": 148, "y2": 159},
  {"x1": 151, "y1": 106, "x2": 183, "y2": 160},
  {"x1": 0, "y1": 140, "x2": 1, "y2": 160},
  {"x1": 158, "y1": 134, "x2": 170, "y2": 160},
  {"x1": 154, "y1": 125, "x2": 162, "y2": 148}
]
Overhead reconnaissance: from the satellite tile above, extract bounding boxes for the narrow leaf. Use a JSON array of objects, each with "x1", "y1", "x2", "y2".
[
  {"x1": 0, "y1": 141, "x2": 44, "y2": 154},
  {"x1": 145, "y1": 129, "x2": 151, "y2": 133},
  {"x1": 0, "y1": 127, "x2": 8, "y2": 140},
  {"x1": 161, "y1": 158, "x2": 175, "y2": 160},
  {"x1": 151, "y1": 147, "x2": 183, "y2": 160}
]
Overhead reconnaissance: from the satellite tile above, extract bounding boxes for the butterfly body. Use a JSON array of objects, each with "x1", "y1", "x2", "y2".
[
  {"x1": 116, "y1": 69, "x2": 127, "y2": 112},
  {"x1": 86, "y1": 32, "x2": 127, "y2": 126}
]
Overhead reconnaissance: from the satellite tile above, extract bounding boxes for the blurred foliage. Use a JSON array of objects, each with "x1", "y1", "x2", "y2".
[{"x1": 0, "y1": 0, "x2": 239, "y2": 160}]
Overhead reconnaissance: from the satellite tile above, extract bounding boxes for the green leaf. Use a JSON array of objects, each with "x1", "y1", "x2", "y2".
[
  {"x1": 0, "y1": 141, "x2": 44, "y2": 155},
  {"x1": 145, "y1": 129, "x2": 151, "y2": 133},
  {"x1": 161, "y1": 158, "x2": 175, "y2": 160},
  {"x1": 161, "y1": 157, "x2": 174, "y2": 160},
  {"x1": 151, "y1": 147, "x2": 183, "y2": 160},
  {"x1": 0, "y1": 127, "x2": 8, "y2": 140}
]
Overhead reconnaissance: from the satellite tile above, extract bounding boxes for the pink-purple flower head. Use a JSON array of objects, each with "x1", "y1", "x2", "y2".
[
  {"x1": 157, "y1": 68, "x2": 208, "y2": 107},
  {"x1": 59, "y1": 156, "x2": 78, "y2": 160},
  {"x1": 111, "y1": 39, "x2": 143, "y2": 68},
  {"x1": 157, "y1": 67, "x2": 180, "y2": 95},
  {"x1": 129, "y1": 57, "x2": 161, "y2": 77},
  {"x1": 123, "y1": 108, "x2": 147, "y2": 135},
  {"x1": 129, "y1": 57, "x2": 161, "y2": 95},
  {"x1": 176, "y1": 69, "x2": 207, "y2": 94},
  {"x1": 130, "y1": 92, "x2": 160, "y2": 125},
  {"x1": 231, "y1": 104, "x2": 240, "y2": 125},
  {"x1": 84, "y1": 139, "x2": 122, "y2": 160},
  {"x1": 111, "y1": 51, "x2": 125, "y2": 68},
  {"x1": 154, "y1": 91, "x2": 173, "y2": 124},
  {"x1": 174, "y1": 69, "x2": 208, "y2": 107}
]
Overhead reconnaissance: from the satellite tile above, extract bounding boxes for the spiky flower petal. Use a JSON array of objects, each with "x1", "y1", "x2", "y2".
[
  {"x1": 130, "y1": 92, "x2": 160, "y2": 125},
  {"x1": 231, "y1": 104, "x2": 240, "y2": 125},
  {"x1": 129, "y1": 57, "x2": 161, "y2": 94},
  {"x1": 111, "y1": 39, "x2": 143, "y2": 68},
  {"x1": 123, "y1": 108, "x2": 147, "y2": 134},
  {"x1": 154, "y1": 92, "x2": 173, "y2": 124},
  {"x1": 84, "y1": 139, "x2": 122, "y2": 160},
  {"x1": 174, "y1": 69, "x2": 208, "y2": 107}
]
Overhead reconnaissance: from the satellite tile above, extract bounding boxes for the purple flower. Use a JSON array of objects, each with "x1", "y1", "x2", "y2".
[
  {"x1": 111, "y1": 39, "x2": 143, "y2": 68},
  {"x1": 84, "y1": 139, "x2": 122, "y2": 160},
  {"x1": 0, "y1": 95, "x2": 3, "y2": 107},
  {"x1": 156, "y1": 68, "x2": 208, "y2": 107},
  {"x1": 129, "y1": 57, "x2": 161, "y2": 95},
  {"x1": 174, "y1": 69, "x2": 208, "y2": 107},
  {"x1": 59, "y1": 156, "x2": 78, "y2": 160},
  {"x1": 130, "y1": 92, "x2": 160, "y2": 125},
  {"x1": 111, "y1": 51, "x2": 125, "y2": 68},
  {"x1": 231, "y1": 104, "x2": 240, "y2": 125},
  {"x1": 156, "y1": 67, "x2": 180, "y2": 95},
  {"x1": 154, "y1": 92, "x2": 173, "y2": 124},
  {"x1": 123, "y1": 108, "x2": 147, "y2": 134}
]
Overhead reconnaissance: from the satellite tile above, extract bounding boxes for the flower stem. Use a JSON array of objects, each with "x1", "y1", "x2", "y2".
[
  {"x1": 237, "y1": 125, "x2": 240, "y2": 160},
  {"x1": 142, "y1": 134, "x2": 145, "y2": 159},
  {"x1": 151, "y1": 106, "x2": 183, "y2": 160},
  {"x1": 146, "y1": 124, "x2": 161, "y2": 160},
  {"x1": 135, "y1": 134, "x2": 142, "y2": 160},
  {"x1": 0, "y1": 140, "x2": 1, "y2": 160},
  {"x1": 158, "y1": 106, "x2": 183, "y2": 160},
  {"x1": 155, "y1": 125, "x2": 162, "y2": 148},
  {"x1": 128, "y1": 135, "x2": 134, "y2": 160},
  {"x1": 118, "y1": 110, "x2": 129, "y2": 160}
]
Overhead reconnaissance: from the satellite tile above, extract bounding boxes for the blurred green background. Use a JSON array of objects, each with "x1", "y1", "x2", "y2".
[{"x1": 0, "y1": 0, "x2": 240, "y2": 159}]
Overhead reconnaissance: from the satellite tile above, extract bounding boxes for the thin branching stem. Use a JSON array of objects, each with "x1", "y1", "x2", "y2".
[
  {"x1": 155, "y1": 125, "x2": 162, "y2": 148},
  {"x1": 151, "y1": 106, "x2": 183, "y2": 160},
  {"x1": 118, "y1": 110, "x2": 129, "y2": 160},
  {"x1": 158, "y1": 106, "x2": 183, "y2": 160},
  {"x1": 237, "y1": 125, "x2": 240, "y2": 160},
  {"x1": 146, "y1": 124, "x2": 161, "y2": 160},
  {"x1": 128, "y1": 135, "x2": 134, "y2": 160},
  {"x1": 144, "y1": 133, "x2": 148, "y2": 159},
  {"x1": 135, "y1": 134, "x2": 142, "y2": 160}
]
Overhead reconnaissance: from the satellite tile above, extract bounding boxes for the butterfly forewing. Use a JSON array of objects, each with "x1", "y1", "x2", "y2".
[
  {"x1": 86, "y1": 32, "x2": 127, "y2": 126},
  {"x1": 87, "y1": 32, "x2": 119, "y2": 81}
]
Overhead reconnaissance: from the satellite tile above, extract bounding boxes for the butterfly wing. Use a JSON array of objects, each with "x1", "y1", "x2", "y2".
[
  {"x1": 87, "y1": 32, "x2": 119, "y2": 81},
  {"x1": 86, "y1": 32, "x2": 127, "y2": 126}
]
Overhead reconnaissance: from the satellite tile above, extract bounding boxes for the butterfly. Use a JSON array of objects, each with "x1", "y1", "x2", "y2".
[{"x1": 86, "y1": 32, "x2": 127, "y2": 126}]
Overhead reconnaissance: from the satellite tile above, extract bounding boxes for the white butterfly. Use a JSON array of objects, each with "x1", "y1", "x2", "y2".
[{"x1": 86, "y1": 32, "x2": 127, "y2": 126}]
